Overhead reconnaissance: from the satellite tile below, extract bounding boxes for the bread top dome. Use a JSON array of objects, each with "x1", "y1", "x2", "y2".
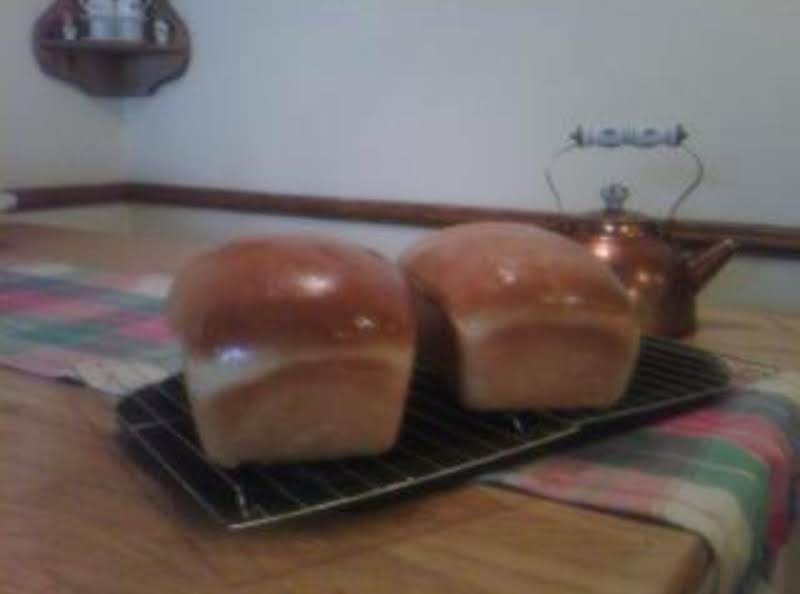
[
  {"x1": 169, "y1": 236, "x2": 415, "y2": 357},
  {"x1": 400, "y1": 222, "x2": 633, "y2": 318}
]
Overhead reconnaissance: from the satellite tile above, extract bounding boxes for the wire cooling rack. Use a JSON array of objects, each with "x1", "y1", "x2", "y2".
[{"x1": 116, "y1": 336, "x2": 752, "y2": 530}]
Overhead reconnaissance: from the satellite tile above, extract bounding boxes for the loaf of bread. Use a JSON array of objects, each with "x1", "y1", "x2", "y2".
[
  {"x1": 400, "y1": 222, "x2": 640, "y2": 411},
  {"x1": 169, "y1": 236, "x2": 416, "y2": 467}
]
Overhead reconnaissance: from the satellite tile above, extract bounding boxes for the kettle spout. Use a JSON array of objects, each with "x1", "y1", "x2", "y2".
[{"x1": 687, "y1": 238, "x2": 739, "y2": 292}]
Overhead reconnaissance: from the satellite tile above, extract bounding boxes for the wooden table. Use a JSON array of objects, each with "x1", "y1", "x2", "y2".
[{"x1": 1, "y1": 223, "x2": 798, "y2": 594}]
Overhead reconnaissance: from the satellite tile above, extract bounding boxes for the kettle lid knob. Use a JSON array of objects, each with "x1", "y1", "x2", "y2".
[{"x1": 600, "y1": 183, "x2": 630, "y2": 213}]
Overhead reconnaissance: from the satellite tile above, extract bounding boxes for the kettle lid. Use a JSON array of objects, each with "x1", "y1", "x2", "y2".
[{"x1": 574, "y1": 183, "x2": 661, "y2": 238}]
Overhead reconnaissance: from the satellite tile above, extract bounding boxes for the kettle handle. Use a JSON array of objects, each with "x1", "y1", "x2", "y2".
[
  {"x1": 664, "y1": 144, "x2": 704, "y2": 222},
  {"x1": 543, "y1": 143, "x2": 580, "y2": 213},
  {"x1": 544, "y1": 126, "x2": 705, "y2": 221}
]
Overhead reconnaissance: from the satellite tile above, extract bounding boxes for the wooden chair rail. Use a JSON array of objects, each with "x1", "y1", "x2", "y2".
[{"x1": 11, "y1": 183, "x2": 800, "y2": 256}]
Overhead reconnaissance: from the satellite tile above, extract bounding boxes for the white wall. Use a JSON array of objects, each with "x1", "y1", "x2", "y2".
[
  {"x1": 0, "y1": 1, "x2": 125, "y2": 187},
  {"x1": 123, "y1": 0, "x2": 800, "y2": 226}
]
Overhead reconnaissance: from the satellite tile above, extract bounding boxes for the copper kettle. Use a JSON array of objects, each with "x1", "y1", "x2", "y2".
[
  {"x1": 546, "y1": 126, "x2": 738, "y2": 337},
  {"x1": 573, "y1": 183, "x2": 737, "y2": 337}
]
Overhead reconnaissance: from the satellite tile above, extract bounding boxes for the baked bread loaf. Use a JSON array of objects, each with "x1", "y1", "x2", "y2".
[
  {"x1": 169, "y1": 236, "x2": 416, "y2": 467},
  {"x1": 400, "y1": 222, "x2": 640, "y2": 411}
]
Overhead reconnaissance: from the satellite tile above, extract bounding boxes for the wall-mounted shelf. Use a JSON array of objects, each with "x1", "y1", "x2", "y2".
[{"x1": 33, "y1": 0, "x2": 191, "y2": 97}]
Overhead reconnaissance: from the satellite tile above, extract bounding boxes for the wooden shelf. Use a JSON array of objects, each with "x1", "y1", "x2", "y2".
[
  {"x1": 33, "y1": 0, "x2": 191, "y2": 97},
  {"x1": 39, "y1": 39, "x2": 185, "y2": 55}
]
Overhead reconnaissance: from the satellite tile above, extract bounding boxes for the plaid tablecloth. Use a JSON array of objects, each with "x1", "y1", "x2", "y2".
[
  {"x1": 0, "y1": 259, "x2": 180, "y2": 391},
  {"x1": 483, "y1": 373, "x2": 800, "y2": 594}
]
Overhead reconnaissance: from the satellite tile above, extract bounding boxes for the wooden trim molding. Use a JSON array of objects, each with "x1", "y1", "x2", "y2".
[
  {"x1": 667, "y1": 220, "x2": 800, "y2": 255},
  {"x1": 124, "y1": 184, "x2": 578, "y2": 233},
  {"x1": 12, "y1": 183, "x2": 126, "y2": 211},
  {"x1": 7, "y1": 182, "x2": 800, "y2": 256},
  {"x1": 125, "y1": 184, "x2": 800, "y2": 256}
]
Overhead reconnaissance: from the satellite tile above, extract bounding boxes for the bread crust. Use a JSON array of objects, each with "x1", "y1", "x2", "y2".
[
  {"x1": 400, "y1": 222, "x2": 640, "y2": 410},
  {"x1": 400, "y1": 222, "x2": 633, "y2": 317},
  {"x1": 169, "y1": 235, "x2": 417, "y2": 466},
  {"x1": 170, "y1": 236, "x2": 415, "y2": 356}
]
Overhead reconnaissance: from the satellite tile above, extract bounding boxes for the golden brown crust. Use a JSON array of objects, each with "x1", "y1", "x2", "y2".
[
  {"x1": 400, "y1": 222, "x2": 640, "y2": 410},
  {"x1": 400, "y1": 222, "x2": 633, "y2": 318},
  {"x1": 169, "y1": 236, "x2": 416, "y2": 356}
]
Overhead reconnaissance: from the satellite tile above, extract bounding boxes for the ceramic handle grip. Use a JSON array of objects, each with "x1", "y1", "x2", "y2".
[{"x1": 570, "y1": 126, "x2": 688, "y2": 148}]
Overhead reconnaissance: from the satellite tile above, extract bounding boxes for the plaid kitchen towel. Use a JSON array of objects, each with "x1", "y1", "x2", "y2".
[
  {"x1": 0, "y1": 258, "x2": 180, "y2": 394},
  {"x1": 483, "y1": 373, "x2": 800, "y2": 594}
]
